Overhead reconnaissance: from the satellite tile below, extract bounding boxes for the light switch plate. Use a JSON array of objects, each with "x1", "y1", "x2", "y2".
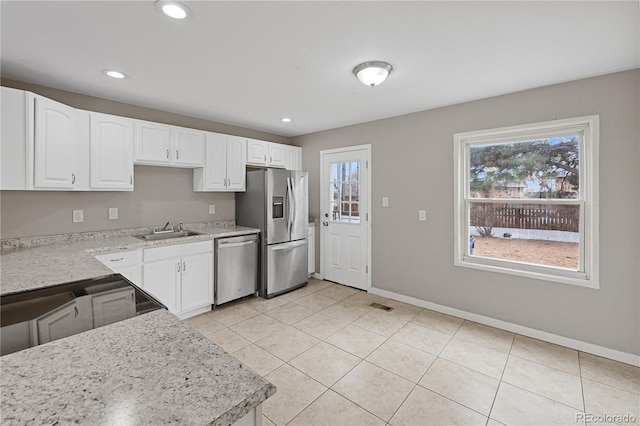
[
  {"x1": 72, "y1": 209, "x2": 84, "y2": 223},
  {"x1": 382, "y1": 197, "x2": 389, "y2": 207},
  {"x1": 209, "y1": 205, "x2": 215, "y2": 215},
  {"x1": 108, "y1": 207, "x2": 118, "y2": 220},
  {"x1": 419, "y1": 210, "x2": 427, "y2": 221}
]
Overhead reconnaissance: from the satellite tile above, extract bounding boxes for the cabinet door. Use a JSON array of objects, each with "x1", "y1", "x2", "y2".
[
  {"x1": 180, "y1": 253, "x2": 213, "y2": 312},
  {"x1": 285, "y1": 145, "x2": 302, "y2": 171},
  {"x1": 134, "y1": 120, "x2": 172, "y2": 165},
  {"x1": 268, "y1": 143, "x2": 286, "y2": 168},
  {"x1": 33, "y1": 96, "x2": 77, "y2": 189},
  {"x1": 143, "y1": 259, "x2": 180, "y2": 313},
  {"x1": 226, "y1": 136, "x2": 247, "y2": 191},
  {"x1": 173, "y1": 127, "x2": 205, "y2": 167},
  {"x1": 1, "y1": 87, "x2": 29, "y2": 190},
  {"x1": 246, "y1": 139, "x2": 268, "y2": 165},
  {"x1": 35, "y1": 300, "x2": 77, "y2": 344},
  {"x1": 203, "y1": 132, "x2": 227, "y2": 190},
  {"x1": 90, "y1": 113, "x2": 134, "y2": 190},
  {"x1": 118, "y1": 265, "x2": 143, "y2": 287},
  {"x1": 91, "y1": 288, "x2": 136, "y2": 328}
]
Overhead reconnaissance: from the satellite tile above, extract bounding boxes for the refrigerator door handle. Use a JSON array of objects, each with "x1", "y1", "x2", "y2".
[
  {"x1": 271, "y1": 240, "x2": 307, "y2": 250},
  {"x1": 287, "y1": 177, "x2": 294, "y2": 234}
]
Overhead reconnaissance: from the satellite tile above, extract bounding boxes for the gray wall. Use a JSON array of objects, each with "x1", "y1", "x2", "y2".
[
  {"x1": 0, "y1": 79, "x2": 292, "y2": 239},
  {"x1": 294, "y1": 69, "x2": 640, "y2": 355},
  {"x1": 1, "y1": 166, "x2": 235, "y2": 238}
]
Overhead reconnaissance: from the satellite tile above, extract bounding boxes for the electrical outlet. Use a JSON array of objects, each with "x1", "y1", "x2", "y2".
[
  {"x1": 72, "y1": 209, "x2": 84, "y2": 223},
  {"x1": 382, "y1": 197, "x2": 389, "y2": 207},
  {"x1": 108, "y1": 207, "x2": 118, "y2": 220},
  {"x1": 419, "y1": 210, "x2": 427, "y2": 221},
  {"x1": 209, "y1": 205, "x2": 215, "y2": 215}
]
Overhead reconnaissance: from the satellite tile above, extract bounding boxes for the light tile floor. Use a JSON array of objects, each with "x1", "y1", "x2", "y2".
[{"x1": 185, "y1": 278, "x2": 640, "y2": 426}]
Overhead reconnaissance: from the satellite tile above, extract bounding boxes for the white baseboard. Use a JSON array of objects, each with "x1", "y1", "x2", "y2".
[
  {"x1": 369, "y1": 287, "x2": 640, "y2": 367},
  {"x1": 311, "y1": 273, "x2": 323, "y2": 280}
]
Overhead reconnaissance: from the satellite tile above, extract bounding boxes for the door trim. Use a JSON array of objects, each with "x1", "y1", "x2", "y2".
[{"x1": 319, "y1": 144, "x2": 372, "y2": 291}]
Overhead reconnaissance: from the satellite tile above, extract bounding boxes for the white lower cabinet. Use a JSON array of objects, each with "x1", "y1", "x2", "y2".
[
  {"x1": 34, "y1": 300, "x2": 77, "y2": 344},
  {"x1": 143, "y1": 241, "x2": 213, "y2": 319}
]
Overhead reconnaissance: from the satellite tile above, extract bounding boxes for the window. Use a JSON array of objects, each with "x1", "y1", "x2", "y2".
[
  {"x1": 454, "y1": 116, "x2": 599, "y2": 288},
  {"x1": 330, "y1": 161, "x2": 361, "y2": 223}
]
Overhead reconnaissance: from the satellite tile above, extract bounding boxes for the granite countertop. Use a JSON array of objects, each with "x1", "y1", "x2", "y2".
[
  {"x1": 1, "y1": 310, "x2": 276, "y2": 425},
  {"x1": 0, "y1": 224, "x2": 259, "y2": 295},
  {"x1": 0, "y1": 223, "x2": 275, "y2": 425}
]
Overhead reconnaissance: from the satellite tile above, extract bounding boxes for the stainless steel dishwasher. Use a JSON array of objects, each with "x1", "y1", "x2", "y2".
[{"x1": 215, "y1": 234, "x2": 258, "y2": 306}]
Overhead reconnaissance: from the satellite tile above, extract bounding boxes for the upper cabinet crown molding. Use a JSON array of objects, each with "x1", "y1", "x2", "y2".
[{"x1": 133, "y1": 120, "x2": 204, "y2": 168}]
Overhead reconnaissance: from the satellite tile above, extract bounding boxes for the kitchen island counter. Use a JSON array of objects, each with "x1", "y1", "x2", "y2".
[
  {"x1": 1, "y1": 309, "x2": 275, "y2": 425},
  {"x1": 0, "y1": 224, "x2": 273, "y2": 425}
]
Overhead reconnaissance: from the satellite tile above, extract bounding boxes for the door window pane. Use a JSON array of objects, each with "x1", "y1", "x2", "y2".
[{"x1": 329, "y1": 161, "x2": 361, "y2": 223}]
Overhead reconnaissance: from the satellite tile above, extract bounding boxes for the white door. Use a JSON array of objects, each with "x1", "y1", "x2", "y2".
[
  {"x1": 320, "y1": 145, "x2": 371, "y2": 290},
  {"x1": 90, "y1": 113, "x2": 134, "y2": 190},
  {"x1": 33, "y1": 96, "x2": 77, "y2": 189}
]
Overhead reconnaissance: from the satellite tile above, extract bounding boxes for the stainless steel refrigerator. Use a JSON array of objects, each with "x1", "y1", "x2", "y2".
[{"x1": 236, "y1": 168, "x2": 308, "y2": 298}]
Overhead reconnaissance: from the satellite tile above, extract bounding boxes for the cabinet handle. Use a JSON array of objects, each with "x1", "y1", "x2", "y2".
[
  {"x1": 183, "y1": 260, "x2": 186, "y2": 271},
  {"x1": 263, "y1": 154, "x2": 266, "y2": 162},
  {"x1": 176, "y1": 150, "x2": 179, "y2": 160},
  {"x1": 177, "y1": 262, "x2": 181, "y2": 273},
  {"x1": 270, "y1": 156, "x2": 273, "y2": 163},
  {"x1": 225, "y1": 178, "x2": 228, "y2": 187},
  {"x1": 166, "y1": 149, "x2": 170, "y2": 159},
  {"x1": 74, "y1": 306, "x2": 78, "y2": 317},
  {"x1": 110, "y1": 257, "x2": 124, "y2": 262},
  {"x1": 71, "y1": 173, "x2": 76, "y2": 184},
  {"x1": 130, "y1": 174, "x2": 133, "y2": 185},
  {"x1": 131, "y1": 293, "x2": 134, "y2": 302}
]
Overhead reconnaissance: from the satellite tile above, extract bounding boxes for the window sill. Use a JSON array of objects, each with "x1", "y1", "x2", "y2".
[{"x1": 455, "y1": 256, "x2": 599, "y2": 289}]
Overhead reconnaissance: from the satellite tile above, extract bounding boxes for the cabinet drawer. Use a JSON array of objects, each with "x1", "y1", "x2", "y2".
[
  {"x1": 143, "y1": 240, "x2": 212, "y2": 263},
  {"x1": 95, "y1": 250, "x2": 141, "y2": 269}
]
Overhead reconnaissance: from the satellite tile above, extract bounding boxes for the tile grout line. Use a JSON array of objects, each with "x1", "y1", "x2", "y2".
[{"x1": 486, "y1": 332, "x2": 515, "y2": 425}]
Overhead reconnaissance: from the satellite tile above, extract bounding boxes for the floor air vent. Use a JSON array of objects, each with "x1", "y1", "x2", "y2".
[{"x1": 370, "y1": 302, "x2": 394, "y2": 311}]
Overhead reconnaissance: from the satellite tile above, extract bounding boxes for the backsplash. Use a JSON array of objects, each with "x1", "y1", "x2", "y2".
[{"x1": 0, "y1": 166, "x2": 235, "y2": 239}]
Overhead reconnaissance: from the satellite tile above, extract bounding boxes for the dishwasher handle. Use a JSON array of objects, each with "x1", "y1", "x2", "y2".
[{"x1": 219, "y1": 240, "x2": 257, "y2": 249}]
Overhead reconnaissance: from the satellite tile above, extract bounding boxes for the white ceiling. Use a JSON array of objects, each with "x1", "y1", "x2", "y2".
[{"x1": 1, "y1": 1, "x2": 638, "y2": 137}]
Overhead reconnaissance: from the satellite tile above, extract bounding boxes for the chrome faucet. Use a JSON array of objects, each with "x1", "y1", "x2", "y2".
[{"x1": 162, "y1": 221, "x2": 172, "y2": 231}]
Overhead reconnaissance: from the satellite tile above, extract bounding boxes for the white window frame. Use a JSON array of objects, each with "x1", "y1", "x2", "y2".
[{"x1": 453, "y1": 116, "x2": 599, "y2": 289}]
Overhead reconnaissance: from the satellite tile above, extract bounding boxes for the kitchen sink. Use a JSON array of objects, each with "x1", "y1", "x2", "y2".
[{"x1": 133, "y1": 230, "x2": 203, "y2": 241}]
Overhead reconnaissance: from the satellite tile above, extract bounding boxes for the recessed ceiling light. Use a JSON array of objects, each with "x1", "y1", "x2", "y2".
[
  {"x1": 155, "y1": 0, "x2": 191, "y2": 20},
  {"x1": 353, "y1": 61, "x2": 393, "y2": 87},
  {"x1": 280, "y1": 117, "x2": 292, "y2": 123},
  {"x1": 102, "y1": 69, "x2": 129, "y2": 79}
]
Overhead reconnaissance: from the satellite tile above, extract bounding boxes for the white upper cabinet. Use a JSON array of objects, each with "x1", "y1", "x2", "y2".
[
  {"x1": 33, "y1": 96, "x2": 79, "y2": 189},
  {"x1": 134, "y1": 120, "x2": 204, "y2": 168},
  {"x1": 194, "y1": 133, "x2": 246, "y2": 192},
  {"x1": 226, "y1": 136, "x2": 247, "y2": 190},
  {"x1": 1, "y1": 87, "x2": 29, "y2": 190},
  {"x1": 285, "y1": 145, "x2": 302, "y2": 170},
  {"x1": 246, "y1": 138, "x2": 289, "y2": 168},
  {"x1": 90, "y1": 113, "x2": 134, "y2": 190},
  {"x1": 134, "y1": 120, "x2": 172, "y2": 165},
  {"x1": 173, "y1": 127, "x2": 205, "y2": 167},
  {"x1": 246, "y1": 139, "x2": 269, "y2": 166}
]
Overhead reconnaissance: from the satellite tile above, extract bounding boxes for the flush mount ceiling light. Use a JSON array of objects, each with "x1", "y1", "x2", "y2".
[
  {"x1": 353, "y1": 61, "x2": 393, "y2": 87},
  {"x1": 102, "y1": 69, "x2": 129, "y2": 79},
  {"x1": 280, "y1": 117, "x2": 292, "y2": 123},
  {"x1": 155, "y1": 0, "x2": 191, "y2": 19}
]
